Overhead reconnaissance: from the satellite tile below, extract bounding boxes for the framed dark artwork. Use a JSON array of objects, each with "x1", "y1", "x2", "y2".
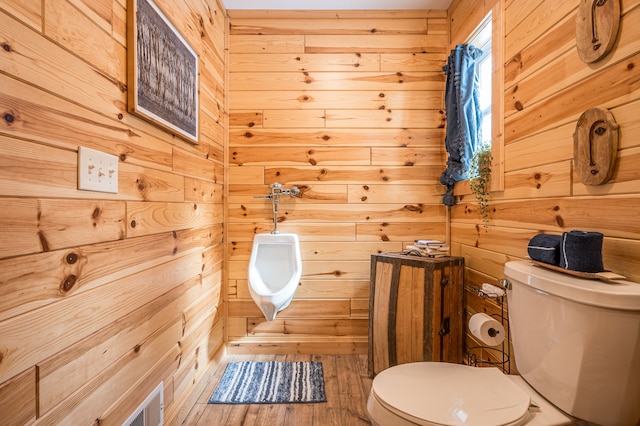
[{"x1": 127, "y1": 0, "x2": 199, "y2": 143}]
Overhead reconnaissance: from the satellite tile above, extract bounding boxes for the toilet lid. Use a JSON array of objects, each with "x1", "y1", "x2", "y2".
[{"x1": 371, "y1": 362, "x2": 531, "y2": 426}]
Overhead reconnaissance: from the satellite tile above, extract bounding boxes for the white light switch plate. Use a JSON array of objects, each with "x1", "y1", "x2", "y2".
[{"x1": 78, "y1": 146, "x2": 118, "y2": 193}]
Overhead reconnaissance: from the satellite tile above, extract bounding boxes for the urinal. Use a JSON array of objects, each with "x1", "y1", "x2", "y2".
[{"x1": 248, "y1": 233, "x2": 302, "y2": 321}]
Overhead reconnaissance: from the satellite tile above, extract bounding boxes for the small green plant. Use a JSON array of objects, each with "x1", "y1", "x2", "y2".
[{"x1": 469, "y1": 144, "x2": 492, "y2": 230}]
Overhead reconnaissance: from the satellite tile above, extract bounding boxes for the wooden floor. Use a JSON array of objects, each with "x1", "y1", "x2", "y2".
[{"x1": 181, "y1": 354, "x2": 373, "y2": 425}]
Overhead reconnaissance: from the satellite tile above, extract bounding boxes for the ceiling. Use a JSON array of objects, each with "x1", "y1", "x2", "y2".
[{"x1": 223, "y1": 0, "x2": 453, "y2": 10}]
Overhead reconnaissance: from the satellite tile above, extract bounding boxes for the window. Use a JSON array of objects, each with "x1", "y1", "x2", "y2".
[
  {"x1": 448, "y1": 3, "x2": 504, "y2": 196},
  {"x1": 468, "y1": 13, "x2": 492, "y2": 151}
]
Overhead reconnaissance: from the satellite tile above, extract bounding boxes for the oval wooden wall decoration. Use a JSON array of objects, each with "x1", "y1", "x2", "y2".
[
  {"x1": 573, "y1": 108, "x2": 619, "y2": 186},
  {"x1": 576, "y1": 0, "x2": 621, "y2": 63}
]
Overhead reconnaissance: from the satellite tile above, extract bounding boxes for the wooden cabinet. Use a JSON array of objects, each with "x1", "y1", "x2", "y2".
[{"x1": 368, "y1": 253, "x2": 464, "y2": 376}]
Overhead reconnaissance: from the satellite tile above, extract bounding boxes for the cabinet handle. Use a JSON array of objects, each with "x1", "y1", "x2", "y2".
[{"x1": 439, "y1": 317, "x2": 450, "y2": 336}]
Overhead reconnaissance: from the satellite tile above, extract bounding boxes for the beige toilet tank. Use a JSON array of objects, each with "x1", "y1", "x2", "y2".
[{"x1": 504, "y1": 260, "x2": 640, "y2": 426}]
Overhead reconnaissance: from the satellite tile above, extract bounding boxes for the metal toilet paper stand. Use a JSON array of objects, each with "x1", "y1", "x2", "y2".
[{"x1": 465, "y1": 282, "x2": 511, "y2": 373}]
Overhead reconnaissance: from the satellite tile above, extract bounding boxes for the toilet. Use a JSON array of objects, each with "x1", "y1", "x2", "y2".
[
  {"x1": 367, "y1": 260, "x2": 640, "y2": 426},
  {"x1": 248, "y1": 233, "x2": 302, "y2": 321}
]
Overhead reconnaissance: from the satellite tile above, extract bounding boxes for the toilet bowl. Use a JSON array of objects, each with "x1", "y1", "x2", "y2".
[
  {"x1": 367, "y1": 260, "x2": 640, "y2": 426},
  {"x1": 248, "y1": 233, "x2": 302, "y2": 321},
  {"x1": 367, "y1": 362, "x2": 571, "y2": 426}
]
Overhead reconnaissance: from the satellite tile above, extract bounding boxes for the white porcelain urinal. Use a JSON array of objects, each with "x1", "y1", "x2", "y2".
[{"x1": 248, "y1": 233, "x2": 302, "y2": 321}]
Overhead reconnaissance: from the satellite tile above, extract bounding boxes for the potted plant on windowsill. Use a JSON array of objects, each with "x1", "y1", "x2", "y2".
[{"x1": 469, "y1": 144, "x2": 492, "y2": 230}]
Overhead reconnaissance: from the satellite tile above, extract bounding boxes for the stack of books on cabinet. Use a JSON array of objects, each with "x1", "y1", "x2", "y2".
[{"x1": 403, "y1": 239, "x2": 449, "y2": 257}]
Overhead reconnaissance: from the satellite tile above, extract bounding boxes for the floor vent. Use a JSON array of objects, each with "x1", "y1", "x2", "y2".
[{"x1": 122, "y1": 382, "x2": 164, "y2": 426}]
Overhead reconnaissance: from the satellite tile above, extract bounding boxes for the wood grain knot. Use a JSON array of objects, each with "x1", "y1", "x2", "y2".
[
  {"x1": 66, "y1": 253, "x2": 78, "y2": 264},
  {"x1": 404, "y1": 204, "x2": 423, "y2": 213},
  {"x1": 38, "y1": 231, "x2": 50, "y2": 252},
  {"x1": 61, "y1": 275, "x2": 77, "y2": 292}
]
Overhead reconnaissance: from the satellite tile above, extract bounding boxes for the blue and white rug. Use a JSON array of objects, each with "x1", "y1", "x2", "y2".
[{"x1": 208, "y1": 361, "x2": 327, "y2": 404}]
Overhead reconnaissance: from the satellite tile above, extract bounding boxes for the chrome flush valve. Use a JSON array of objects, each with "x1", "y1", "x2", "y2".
[{"x1": 254, "y1": 182, "x2": 301, "y2": 234}]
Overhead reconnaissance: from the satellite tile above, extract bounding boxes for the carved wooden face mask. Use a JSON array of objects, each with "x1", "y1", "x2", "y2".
[
  {"x1": 575, "y1": 0, "x2": 621, "y2": 63},
  {"x1": 573, "y1": 107, "x2": 619, "y2": 186}
]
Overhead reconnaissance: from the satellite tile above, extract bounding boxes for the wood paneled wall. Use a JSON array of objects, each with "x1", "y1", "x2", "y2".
[
  {"x1": 3, "y1": 0, "x2": 638, "y2": 420},
  {"x1": 450, "y1": 0, "x2": 640, "y2": 372},
  {"x1": 226, "y1": 10, "x2": 449, "y2": 354},
  {"x1": 0, "y1": 0, "x2": 227, "y2": 424}
]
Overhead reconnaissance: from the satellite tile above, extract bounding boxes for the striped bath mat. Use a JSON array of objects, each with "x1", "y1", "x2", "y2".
[{"x1": 208, "y1": 361, "x2": 327, "y2": 404}]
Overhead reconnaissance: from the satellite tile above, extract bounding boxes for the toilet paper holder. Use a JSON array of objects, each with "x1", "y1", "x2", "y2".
[{"x1": 465, "y1": 282, "x2": 511, "y2": 373}]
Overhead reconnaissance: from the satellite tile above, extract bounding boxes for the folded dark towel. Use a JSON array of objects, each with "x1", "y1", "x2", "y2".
[
  {"x1": 559, "y1": 230, "x2": 604, "y2": 273},
  {"x1": 528, "y1": 234, "x2": 562, "y2": 266}
]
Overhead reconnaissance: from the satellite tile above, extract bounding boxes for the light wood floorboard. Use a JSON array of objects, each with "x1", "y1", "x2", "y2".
[{"x1": 181, "y1": 354, "x2": 372, "y2": 425}]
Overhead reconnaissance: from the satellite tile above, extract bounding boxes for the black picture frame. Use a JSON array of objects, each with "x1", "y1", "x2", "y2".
[{"x1": 127, "y1": 0, "x2": 199, "y2": 143}]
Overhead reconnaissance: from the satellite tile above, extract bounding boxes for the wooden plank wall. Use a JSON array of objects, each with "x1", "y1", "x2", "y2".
[
  {"x1": 4, "y1": 0, "x2": 637, "y2": 419},
  {"x1": 449, "y1": 0, "x2": 640, "y2": 373},
  {"x1": 0, "y1": 0, "x2": 227, "y2": 424},
  {"x1": 226, "y1": 10, "x2": 449, "y2": 354}
]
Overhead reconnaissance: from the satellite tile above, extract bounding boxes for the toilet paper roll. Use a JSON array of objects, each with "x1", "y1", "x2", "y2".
[
  {"x1": 481, "y1": 283, "x2": 505, "y2": 297},
  {"x1": 469, "y1": 313, "x2": 505, "y2": 347}
]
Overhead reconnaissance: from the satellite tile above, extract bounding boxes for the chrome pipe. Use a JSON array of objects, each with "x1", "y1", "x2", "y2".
[{"x1": 255, "y1": 182, "x2": 300, "y2": 234}]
